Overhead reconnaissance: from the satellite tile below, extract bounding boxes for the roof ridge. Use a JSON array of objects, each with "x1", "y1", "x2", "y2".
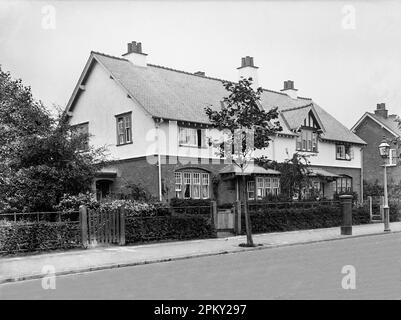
[
  {"x1": 91, "y1": 50, "x2": 313, "y2": 102},
  {"x1": 280, "y1": 103, "x2": 313, "y2": 112},
  {"x1": 147, "y1": 63, "x2": 227, "y2": 83},
  {"x1": 91, "y1": 51, "x2": 129, "y2": 62}
]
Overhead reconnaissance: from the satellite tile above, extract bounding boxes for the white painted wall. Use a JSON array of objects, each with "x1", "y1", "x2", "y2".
[
  {"x1": 255, "y1": 135, "x2": 362, "y2": 168},
  {"x1": 68, "y1": 61, "x2": 155, "y2": 161}
]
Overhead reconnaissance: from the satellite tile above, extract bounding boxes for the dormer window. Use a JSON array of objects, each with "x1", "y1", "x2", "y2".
[{"x1": 296, "y1": 129, "x2": 318, "y2": 152}]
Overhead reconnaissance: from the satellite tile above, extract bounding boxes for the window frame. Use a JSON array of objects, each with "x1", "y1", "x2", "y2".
[
  {"x1": 175, "y1": 170, "x2": 210, "y2": 200},
  {"x1": 115, "y1": 112, "x2": 133, "y2": 146},
  {"x1": 247, "y1": 180, "x2": 255, "y2": 200},
  {"x1": 178, "y1": 126, "x2": 207, "y2": 148},
  {"x1": 71, "y1": 121, "x2": 89, "y2": 151},
  {"x1": 336, "y1": 144, "x2": 352, "y2": 161},
  {"x1": 388, "y1": 149, "x2": 397, "y2": 167},
  {"x1": 296, "y1": 128, "x2": 318, "y2": 153}
]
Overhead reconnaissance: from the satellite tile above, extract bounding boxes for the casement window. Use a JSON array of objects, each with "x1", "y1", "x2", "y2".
[
  {"x1": 176, "y1": 171, "x2": 210, "y2": 199},
  {"x1": 201, "y1": 173, "x2": 210, "y2": 199},
  {"x1": 183, "y1": 172, "x2": 192, "y2": 199},
  {"x1": 116, "y1": 113, "x2": 132, "y2": 145},
  {"x1": 334, "y1": 176, "x2": 352, "y2": 193},
  {"x1": 296, "y1": 129, "x2": 318, "y2": 152},
  {"x1": 388, "y1": 149, "x2": 397, "y2": 166},
  {"x1": 264, "y1": 177, "x2": 271, "y2": 196},
  {"x1": 71, "y1": 122, "x2": 89, "y2": 151},
  {"x1": 272, "y1": 178, "x2": 280, "y2": 196},
  {"x1": 256, "y1": 177, "x2": 264, "y2": 199},
  {"x1": 247, "y1": 181, "x2": 255, "y2": 200},
  {"x1": 179, "y1": 127, "x2": 207, "y2": 148},
  {"x1": 336, "y1": 144, "x2": 352, "y2": 160},
  {"x1": 192, "y1": 173, "x2": 201, "y2": 199},
  {"x1": 175, "y1": 172, "x2": 182, "y2": 198}
]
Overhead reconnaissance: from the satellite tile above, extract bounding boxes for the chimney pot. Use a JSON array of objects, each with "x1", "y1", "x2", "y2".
[
  {"x1": 375, "y1": 103, "x2": 388, "y2": 118},
  {"x1": 123, "y1": 40, "x2": 148, "y2": 67}
]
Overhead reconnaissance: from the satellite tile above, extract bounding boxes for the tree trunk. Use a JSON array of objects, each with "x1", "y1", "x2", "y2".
[{"x1": 242, "y1": 174, "x2": 254, "y2": 246}]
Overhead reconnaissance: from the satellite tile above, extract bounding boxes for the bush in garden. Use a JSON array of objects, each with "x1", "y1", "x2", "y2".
[
  {"x1": 169, "y1": 198, "x2": 211, "y2": 214},
  {"x1": 125, "y1": 215, "x2": 216, "y2": 243},
  {"x1": 241, "y1": 204, "x2": 371, "y2": 234},
  {"x1": 0, "y1": 220, "x2": 81, "y2": 254},
  {"x1": 54, "y1": 192, "x2": 99, "y2": 212}
]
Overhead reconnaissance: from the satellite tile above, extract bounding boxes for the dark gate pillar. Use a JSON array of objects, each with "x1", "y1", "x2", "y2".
[
  {"x1": 340, "y1": 195, "x2": 353, "y2": 235},
  {"x1": 79, "y1": 205, "x2": 89, "y2": 248}
]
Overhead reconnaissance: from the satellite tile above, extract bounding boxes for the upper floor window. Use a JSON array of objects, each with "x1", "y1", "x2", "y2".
[
  {"x1": 388, "y1": 149, "x2": 397, "y2": 166},
  {"x1": 116, "y1": 112, "x2": 132, "y2": 145},
  {"x1": 174, "y1": 171, "x2": 210, "y2": 199},
  {"x1": 336, "y1": 144, "x2": 352, "y2": 160},
  {"x1": 296, "y1": 129, "x2": 318, "y2": 152},
  {"x1": 179, "y1": 127, "x2": 207, "y2": 148},
  {"x1": 71, "y1": 122, "x2": 89, "y2": 151}
]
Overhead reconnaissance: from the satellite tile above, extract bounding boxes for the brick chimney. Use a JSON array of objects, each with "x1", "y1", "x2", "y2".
[
  {"x1": 122, "y1": 41, "x2": 148, "y2": 67},
  {"x1": 237, "y1": 56, "x2": 259, "y2": 90},
  {"x1": 374, "y1": 103, "x2": 388, "y2": 118},
  {"x1": 280, "y1": 80, "x2": 298, "y2": 99}
]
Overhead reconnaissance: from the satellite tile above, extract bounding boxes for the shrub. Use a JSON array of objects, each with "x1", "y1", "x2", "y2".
[
  {"x1": 241, "y1": 204, "x2": 371, "y2": 234},
  {"x1": 0, "y1": 220, "x2": 81, "y2": 254},
  {"x1": 125, "y1": 215, "x2": 216, "y2": 243},
  {"x1": 54, "y1": 192, "x2": 99, "y2": 212},
  {"x1": 98, "y1": 199, "x2": 159, "y2": 217},
  {"x1": 169, "y1": 198, "x2": 211, "y2": 215}
]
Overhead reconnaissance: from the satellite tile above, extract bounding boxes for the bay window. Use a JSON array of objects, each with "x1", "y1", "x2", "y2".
[
  {"x1": 334, "y1": 176, "x2": 352, "y2": 193},
  {"x1": 175, "y1": 170, "x2": 210, "y2": 199},
  {"x1": 247, "y1": 181, "x2": 255, "y2": 200},
  {"x1": 175, "y1": 172, "x2": 182, "y2": 198}
]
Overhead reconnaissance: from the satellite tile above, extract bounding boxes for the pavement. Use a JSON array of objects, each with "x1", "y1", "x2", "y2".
[{"x1": 1, "y1": 222, "x2": 401, "y2": 284}]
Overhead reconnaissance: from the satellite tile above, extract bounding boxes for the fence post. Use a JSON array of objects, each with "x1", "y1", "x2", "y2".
[
  {"x1": 79, "y1": 205, "x2": 89, "y2": 248},
  {"x1": 119, "y1": 208, "x2": 126, "y2": 246},
  {"x1": 340, "y1": 195, "x2": 353, "y2": 235},
  {"x1": 211, "y1": 201, "x2": 217, "y2": 230},
  {"x1": 235, "y1": 200, "x2": 241, "y2": 235},
  {"x1": 368, "y1": 196, "x2": 372, "y2": 221}
]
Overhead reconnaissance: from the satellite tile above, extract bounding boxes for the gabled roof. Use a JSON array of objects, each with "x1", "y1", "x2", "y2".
[
  {"x1": 352, "y1": 112, "x2": 401, "y2": 138},
  {"x1": 66, "y1": 51, "x2": 366, "y2": 145},
  {"x1": 280, "y1": 103, "x2": 325, "y2": 131}
]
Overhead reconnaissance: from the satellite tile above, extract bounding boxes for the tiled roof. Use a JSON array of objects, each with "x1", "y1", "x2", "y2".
[
  {"x1": 367, "y1": 112, "x2": 401, "y2": 137},
  {"x1": 89, "y1": 51, "x2": 366, "y2": 145}
]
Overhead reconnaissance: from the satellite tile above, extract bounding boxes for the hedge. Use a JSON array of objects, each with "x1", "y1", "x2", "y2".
[
  {"x1": 241, "y1": 205, "x2": 372, "y2": 234},
  {"x1": 0, "y1": 221, "x2": 81, "y2": 254},
  {"x1": 169, "y1": 198, "x2": 211, "y2": 215},
  {"x1": 125, "y1": 215, "x2": 216, "y2": 243}
]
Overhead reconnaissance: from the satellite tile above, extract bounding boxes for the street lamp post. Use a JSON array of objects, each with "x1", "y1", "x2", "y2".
[{"x1": 378, "y1": 136, "x2": 391, "y2": 232}]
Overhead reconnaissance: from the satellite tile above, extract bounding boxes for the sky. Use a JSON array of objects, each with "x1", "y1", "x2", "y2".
[{"x1": 0, "y1": 0, "x2": 400, "y2": 128}]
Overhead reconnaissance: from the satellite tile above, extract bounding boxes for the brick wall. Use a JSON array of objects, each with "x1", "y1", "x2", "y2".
[{"x1": 354, "y1": 117, "x2": 401, "y2": 186}]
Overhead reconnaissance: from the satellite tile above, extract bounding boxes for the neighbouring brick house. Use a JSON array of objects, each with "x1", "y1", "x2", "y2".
[
  {"x1": 351, "y1": 103, "x2": 400, "y2": 187},
  {"x1": 65, "y1": 41, "x2": 366, "y2": 204}
]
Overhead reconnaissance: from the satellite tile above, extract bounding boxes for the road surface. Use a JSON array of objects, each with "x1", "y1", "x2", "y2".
[{"x1": 1, "y1": 233, "x2": 401, "y2": 299}]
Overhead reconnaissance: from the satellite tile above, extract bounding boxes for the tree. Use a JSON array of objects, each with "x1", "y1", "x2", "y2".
[
  {"x1": 257, "y1": 153, "x2": 312, "y2": 200},
  {"x1": 205, "y1": 77, "x2": 282, "y2": 246},
  {"x1": 0, "y1": 66, "x2": 107, "y2": 212}
]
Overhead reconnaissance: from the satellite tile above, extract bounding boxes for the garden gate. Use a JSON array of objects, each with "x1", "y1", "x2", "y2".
[{"x1": 79, "y1": 206, "x2": 125, "y2": 247}]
